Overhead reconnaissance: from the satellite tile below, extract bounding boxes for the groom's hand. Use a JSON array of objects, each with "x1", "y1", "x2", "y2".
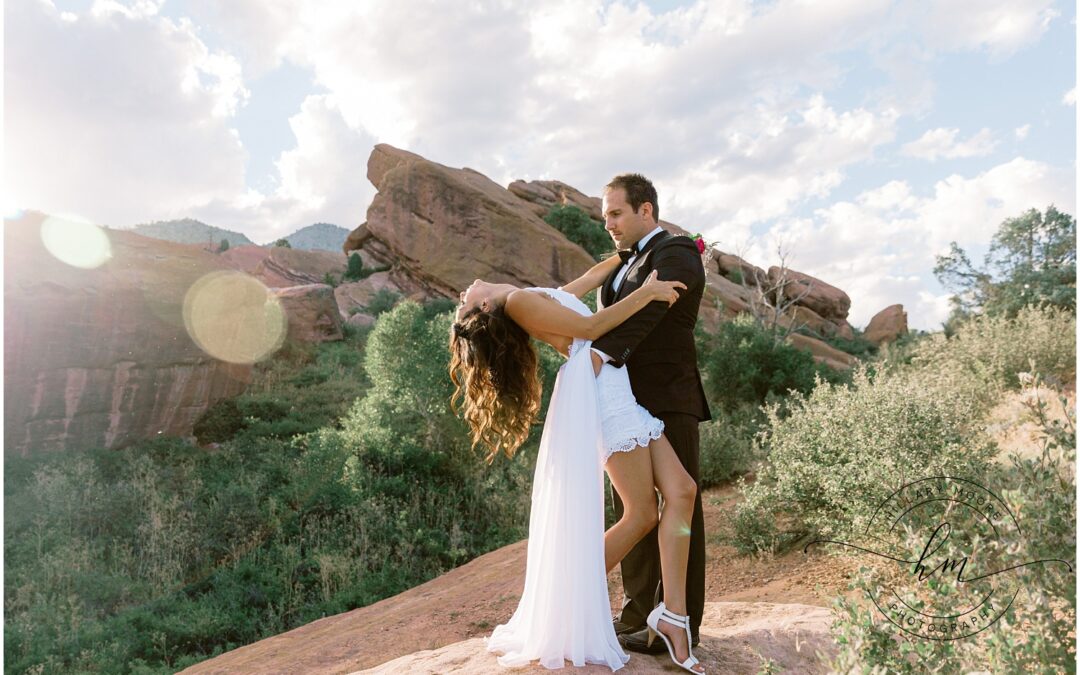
[{"x1": 591, "y1": 350, "x2": 603, "y2": 376}]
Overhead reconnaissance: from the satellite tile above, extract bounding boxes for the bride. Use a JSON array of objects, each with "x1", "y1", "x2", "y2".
[{"x1": 448, "y1": 253, "x2": 705, "y2": 674}]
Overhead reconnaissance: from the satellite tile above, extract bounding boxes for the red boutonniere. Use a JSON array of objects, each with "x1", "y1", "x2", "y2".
[{"x1": 692, "y1": 234, "x2": 706, "y2": 255}]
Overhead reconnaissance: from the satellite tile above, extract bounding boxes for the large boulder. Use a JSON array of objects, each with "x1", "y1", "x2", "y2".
[
  {"x1": 787, "y1": 333, "x2": 857, "y2": 370},
  {"x1": 709, "y1": 250, "x2": 766, "y2": 287},
  {"x1": 508, "y1": 179, "x2": 604, "y2": 221},
  {"x1": 334, "y1": 271, "x2": 417, "y2": 319},
  {"x1": 272, "y1": 284, "x2": 344, "y2": 343},
  {"x1": 343, "y1": 147, "x2": 869, "y2": 373},
  {"x1": 349, "y1": 145, "x2": 596, "y2": 298},
  {"x1": 4, "y1": 213, "x2": 251, "y2": 456},
  {"x1": 767, "y1": 267, "x2": 851, "y2": 322},
  {"x1": 863, "y1": 304, "x2": 908, "y2": 346}
]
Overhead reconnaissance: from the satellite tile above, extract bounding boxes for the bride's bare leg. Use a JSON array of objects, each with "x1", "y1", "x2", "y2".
[
  {"x1": 603, "y1": 445, "x2": 658, "y2": 574},
  {"x1": 649, "y1": 433, "x2": 702, "y2": 671}
]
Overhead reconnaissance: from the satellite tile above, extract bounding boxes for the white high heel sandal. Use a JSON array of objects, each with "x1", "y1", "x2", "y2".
[{"x1": 646, "y1": 602, "x2": 704, "y2": 673}]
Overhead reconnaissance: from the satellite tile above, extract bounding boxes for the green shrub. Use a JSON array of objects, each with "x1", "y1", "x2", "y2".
[
  {"x1": 544, "y1": 205, "x2": 613, "y2": 260},
  {"x1": 731, "y1": 365, "x2": 998, "y2": 552},
  {"x1": 698, "y1": 403, "x2": 766, "y2": 489},
  {"x1": 904, "y1": 304, "x2": 1075, "y2": 411},
  {"x1": 821, "y1": 331, "x2": 877, "y2": 358},
  {"x1": 3, "y1": 304, "x2": 549, "y2": 672},
  {"x1": 345, "y1": 253, "x2": 364, "y2": 281},
  {"x1": 826, "y1": 381, "x2": 1076, "y2": 673},
  {"x1": 699, "y1": 313, "x2": 844, "y2": 413},
  {"x1": 193, "y1": 398, "x2": 245, "y2": 444},
  {"x1": 365, "y1": 289, "x2": 401, "y2": 316}
]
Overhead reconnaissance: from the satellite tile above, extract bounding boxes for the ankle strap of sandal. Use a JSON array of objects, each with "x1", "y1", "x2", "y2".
[{"x1": 660, "y1": 607, "x2": 690, "y2": 628}]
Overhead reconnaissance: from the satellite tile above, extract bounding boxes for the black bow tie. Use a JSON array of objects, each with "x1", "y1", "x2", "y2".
[{"x1": 617, "y1": 242, "x2": 640, "y2": 264}]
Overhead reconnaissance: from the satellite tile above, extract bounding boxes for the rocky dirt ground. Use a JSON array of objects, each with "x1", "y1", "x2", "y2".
[{"x1": 181, "y1": 479, "x2": 868, "y2": 675}]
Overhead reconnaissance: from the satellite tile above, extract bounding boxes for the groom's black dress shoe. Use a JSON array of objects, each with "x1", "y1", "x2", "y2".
[
  {"x1": 617, "y1": 627, "x2": 700, "y2": 654},
  {"x1": 612, "y1": 621, "x2": 644, "y2": 636}
]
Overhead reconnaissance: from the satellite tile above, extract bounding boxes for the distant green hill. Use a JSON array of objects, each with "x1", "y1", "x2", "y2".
[
  {"x1": 282, "y1": 223, "x2": 351, "y2": 252},
  {"x1": 128, "y1": 219, "x2": 253, "y2": 247}
]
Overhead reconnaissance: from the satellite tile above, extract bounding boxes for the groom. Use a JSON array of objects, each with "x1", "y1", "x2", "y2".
[{"x1": 589, "y1": 173, "x2": 711, "y2": 652}]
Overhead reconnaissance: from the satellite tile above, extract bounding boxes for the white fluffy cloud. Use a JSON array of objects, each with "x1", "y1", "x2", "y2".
[
  {"x1": 6, "y1": 0, "x2": 250, "y2": 226},
  {"x1": 734, "y1": 157, "x2": 1073, "y2": 330},
  {"x1": 189, "y1": 95, "x2": 377, "y2": 241},
  {"x1": 911, "y1": 0, "x2": 1059, "y2": 55},
  {"x1": 6, "y1": 0, "x2": 1071, "y2": 258},
  {"x1": 901, "y1": 127, "x2": 998, "y2": 161},
  {"x1": 180, "y1": 0, "x2": 902, "y2": 222}
]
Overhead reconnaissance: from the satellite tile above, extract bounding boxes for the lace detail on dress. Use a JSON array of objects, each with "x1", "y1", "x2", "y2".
[{"x1": 603, "y1": 419, "x2": 665, "y2": 461}]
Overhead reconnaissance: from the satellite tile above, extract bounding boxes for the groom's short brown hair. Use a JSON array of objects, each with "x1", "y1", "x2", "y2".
[{"x1": 605, "y1": 173, "x2": 659, "y2": 222}]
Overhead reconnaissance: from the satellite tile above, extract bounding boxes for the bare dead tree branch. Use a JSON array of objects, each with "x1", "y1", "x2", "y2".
[{"x1": 743, "y1": 241, "x2": 815, "y2": 345}]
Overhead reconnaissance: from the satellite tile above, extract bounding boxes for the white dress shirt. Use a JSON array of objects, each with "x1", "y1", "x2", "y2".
[{"x1": 592, "y1": 225, "x2": 665, "y2": 364}]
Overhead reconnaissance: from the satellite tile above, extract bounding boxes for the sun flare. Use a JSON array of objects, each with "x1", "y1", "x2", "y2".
[
  {"x1": 39, "y1": 215, "x2": 112, "y2": 268},
  {"x1": 182, "y1": 271, "x2": 287, "y2": 364}
]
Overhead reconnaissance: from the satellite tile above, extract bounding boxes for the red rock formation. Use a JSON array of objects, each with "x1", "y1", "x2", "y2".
[
  {"x1": 221, "y1": 245, "x2": 349, "y2": 288},
  {"x1": 4, "y1": 213, "x2": 252, "y2": 456},
  {"x1": 864, "y1": 304, "x2": 908, "y2": 346},
  {"x1": 345, "y1": 145, "x2": 597, "y2": 300},
  {"x1": 271, "y1": 284, "x2": 344, "y2": 343},
  {"x1": 508, "y1": 179, "x2": 604, "y2": 221},
  {"x1": 342, "y1": 146, "x2": 881, "y2": 372},
  {"x1": 334, "y1": 272, "x2": 417, "y2": 319},
  {"x1": 766, "y1": 267, "x2": 852, "y2": 322},
  {"x1": 787, "y1": 333, "x2": 858, "y2": 370},
  {"x1": 179, "y1": 536, "x2": 836, "y2": 675}
]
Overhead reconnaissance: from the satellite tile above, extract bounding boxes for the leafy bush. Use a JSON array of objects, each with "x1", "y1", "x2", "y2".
[
  {"x1": 731, "y1": 365, "x2": 998, "y2": 553},
  {"x1": 193, "y1": 398, "x2": 245, "y2": 444},
  {"x1": 345, "y1": 252, "x2": 363, "y2": 281},
  {"x1": 544, "y1": 205, "x2": 613, "y2": 260},
  {"x1": 698, "y1": 313, "x2": 845, "y2": 413},
  {"x1": 904, "y1": 304, "x2": 1076, "y2": 411},
  {"x1": 698, "y1": 403, "x2": 766, "y2": 489},
  {"x1": 820, "y1": 330, "x2": 878, "y2": 359},
  {"x1": 825, "y1": 380, "x2": 1076, "y2": 673},
  {"x1": 191, "y1": 331, "x2": 371, "y2": 445},
  {"x1": 365, "y1": 289, "x2": 402, "y2": 317}
]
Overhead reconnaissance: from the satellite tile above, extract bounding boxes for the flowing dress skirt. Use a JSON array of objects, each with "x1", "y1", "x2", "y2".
[{"x1": 485, "y1": 340, "x2": 629, "y2": 671}]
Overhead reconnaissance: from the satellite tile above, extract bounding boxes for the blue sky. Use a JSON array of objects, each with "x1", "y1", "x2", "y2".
[{"x1": 6, "y1": 0, "x2": 1076, "y2": 330}]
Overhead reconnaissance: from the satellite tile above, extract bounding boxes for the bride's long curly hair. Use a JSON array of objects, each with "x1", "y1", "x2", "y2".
[{"x1": 449, "y1": 304, "x2": 541, "y2": 463}]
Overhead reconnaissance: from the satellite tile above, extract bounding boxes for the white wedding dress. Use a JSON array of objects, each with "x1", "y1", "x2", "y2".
[{"x1": 484, "y1": 287, "x2": 663, "y2": 672}]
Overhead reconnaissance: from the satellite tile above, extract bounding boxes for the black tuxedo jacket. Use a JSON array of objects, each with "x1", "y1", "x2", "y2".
[{"x1": 593, "y1": 230, "x2": 711, "y2": 422}]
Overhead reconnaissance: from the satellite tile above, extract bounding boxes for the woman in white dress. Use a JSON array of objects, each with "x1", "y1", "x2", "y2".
[{"x1": 448, "y1": 253, "x2": 705, "y2": 674}]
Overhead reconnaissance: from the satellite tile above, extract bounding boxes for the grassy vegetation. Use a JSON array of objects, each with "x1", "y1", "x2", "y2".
[{"x1": 4, "y1": 299, "x2": 558, "y2": 674}]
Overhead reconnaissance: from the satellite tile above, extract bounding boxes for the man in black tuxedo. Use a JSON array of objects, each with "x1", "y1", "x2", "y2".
[{"x1": 588, "y1": 173, "x2": 710, "y2": 653}]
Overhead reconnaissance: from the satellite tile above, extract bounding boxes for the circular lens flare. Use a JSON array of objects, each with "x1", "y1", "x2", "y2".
[
  {"x1": 40, "y1": 215, "x2": 112, "y2": 268},
  {"x1": 183, "y1": 271, "x2": 287, "y2": 364}
]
